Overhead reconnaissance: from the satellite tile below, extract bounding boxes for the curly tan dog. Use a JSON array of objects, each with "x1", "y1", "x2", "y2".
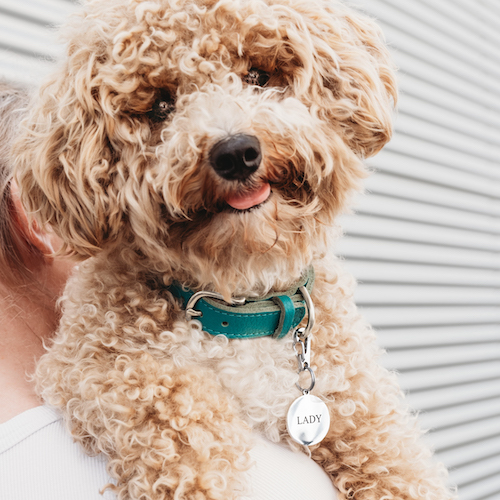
[{"x1": 14, "y1": 0, "x2": 453, "y2": 498}]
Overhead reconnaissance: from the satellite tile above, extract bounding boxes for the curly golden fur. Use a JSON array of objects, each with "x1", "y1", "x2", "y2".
[{"x1": 14, "y1": 0, "x2": 453, "y2": 498}]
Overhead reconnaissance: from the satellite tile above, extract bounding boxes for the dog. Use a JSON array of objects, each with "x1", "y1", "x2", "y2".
[{"x1": 14, "y1": 0, "x2": 454, "y2": 498}]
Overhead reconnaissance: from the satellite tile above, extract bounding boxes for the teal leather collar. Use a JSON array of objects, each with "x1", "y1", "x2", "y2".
[{"x1": 167, "y1": 267, "x2": 314, "y2": 339}]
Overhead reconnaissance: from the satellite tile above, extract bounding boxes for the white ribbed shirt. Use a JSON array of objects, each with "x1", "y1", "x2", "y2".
[{"x1": 0, "y1": 406, "x2": 337, "y2": 500}]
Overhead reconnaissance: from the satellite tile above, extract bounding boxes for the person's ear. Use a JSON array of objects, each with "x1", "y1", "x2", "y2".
[{"x1": 10, "y1": 180, "x2": 56, "y2": 256}]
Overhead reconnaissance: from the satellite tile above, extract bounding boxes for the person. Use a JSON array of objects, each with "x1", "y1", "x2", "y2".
[
  {"x1": 0, "y1": 81, "x2": 338, "y2": 499},
  {"x1": 0, "y1": 81, "x2": 115, "y2": 499}
]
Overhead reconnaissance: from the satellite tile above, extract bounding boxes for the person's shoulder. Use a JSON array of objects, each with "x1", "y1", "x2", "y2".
[
  {"x1": 0, "y1": 406, "x2": 115, "y2": 500},
  {"x1": 247, "y1": 436, "x2": 338, "y2": 500}
]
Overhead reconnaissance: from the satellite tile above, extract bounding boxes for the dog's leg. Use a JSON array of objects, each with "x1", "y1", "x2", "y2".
[
  {"x1": 35, "y1": 262, "x2": 253, "y2": 500},
  {"x1": 308, "y1": 265, "x2": 453, "y2": 500},
  {"x1": 103, "y1": 359, "x2": 253, "y2": 500},
  {"x1": 40, "y1": 347, "x2": 253, "y2": 500}
]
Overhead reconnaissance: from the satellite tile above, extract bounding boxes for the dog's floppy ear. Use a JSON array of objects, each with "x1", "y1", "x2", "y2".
[
  {"x1": 13, "y1": 61, "x2": 123, "y2": 259},
  {"x1": 318, "y1": 5, "x2": 397, "y2": 158}
]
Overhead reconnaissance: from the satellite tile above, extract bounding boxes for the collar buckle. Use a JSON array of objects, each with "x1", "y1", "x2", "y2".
[{"x1": 185, "y1": 291, "x2": 246, "y2": 321}]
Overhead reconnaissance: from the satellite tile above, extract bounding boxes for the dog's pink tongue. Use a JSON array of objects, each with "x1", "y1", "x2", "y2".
[{"x1": 226, "y1": 183, "x2": 271, "y2": 210}]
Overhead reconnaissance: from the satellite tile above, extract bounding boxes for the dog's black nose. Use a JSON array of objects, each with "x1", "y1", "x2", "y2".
[{"x1": 209, "y1": 134, "x2": 262, "y2": 181}]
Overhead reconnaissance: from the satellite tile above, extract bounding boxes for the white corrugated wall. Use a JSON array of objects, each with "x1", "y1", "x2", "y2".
[
  {"x1": 0, "y1": 0, "x2": 74, "y2": 85},
  {"x1": 341, "y1": 0, "x2": 500, "y2": 498},
  {"x1": 0, "y1": 0, "x2": 499, "y2": 498}
]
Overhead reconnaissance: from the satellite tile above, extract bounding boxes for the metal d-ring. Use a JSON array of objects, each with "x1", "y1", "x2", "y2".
[
  {"x1": 297, "y1": 285, "x2": 315, "y2": 339},
  {"x1": 185, "y1": 291, "x2": 246, "y2": 322}
]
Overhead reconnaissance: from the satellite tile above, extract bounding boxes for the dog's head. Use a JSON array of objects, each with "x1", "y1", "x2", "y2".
[{"x1": 15, "y1": 0, "x2": 396, "y2": 291}]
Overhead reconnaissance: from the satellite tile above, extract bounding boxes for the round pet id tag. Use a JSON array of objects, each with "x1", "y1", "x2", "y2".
[{"x1": 286, "y1": 394, "x2": 330, "y2": 446}]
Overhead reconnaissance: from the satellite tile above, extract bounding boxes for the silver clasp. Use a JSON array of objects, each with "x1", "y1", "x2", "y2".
[
  {"x1": 292, "y1": 285, "x2": 315, "y2": 370},
  {"x1": 293, "y1": 329, "x2": 315, "y2": 394},
  {"x1": 293, "y1": 286, "x2": 316, "y2": 394},
  {"x1": 185, "y1": 290, "x2": 246, "y2": 321},
  {"x1": 293, "y1": 328, "x2": 311, "y2": 370}
]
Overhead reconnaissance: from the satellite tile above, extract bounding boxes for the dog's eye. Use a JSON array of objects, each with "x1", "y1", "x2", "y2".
[
  {"x1": 147, "y1": 90, "x2": 175, "y2": 122},
  {"x1": 243, "y1": 68, "x2": 270, "y2": 87}
]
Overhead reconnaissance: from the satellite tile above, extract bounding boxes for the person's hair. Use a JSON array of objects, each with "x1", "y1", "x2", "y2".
[{"x1": 0, "y1": 81, "x2": 40, "y2": 288}]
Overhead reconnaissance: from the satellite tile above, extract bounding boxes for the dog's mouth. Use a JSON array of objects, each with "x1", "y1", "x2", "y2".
[{"x1": 224, "y1": 182, "x2": 271, "y2": 211}]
